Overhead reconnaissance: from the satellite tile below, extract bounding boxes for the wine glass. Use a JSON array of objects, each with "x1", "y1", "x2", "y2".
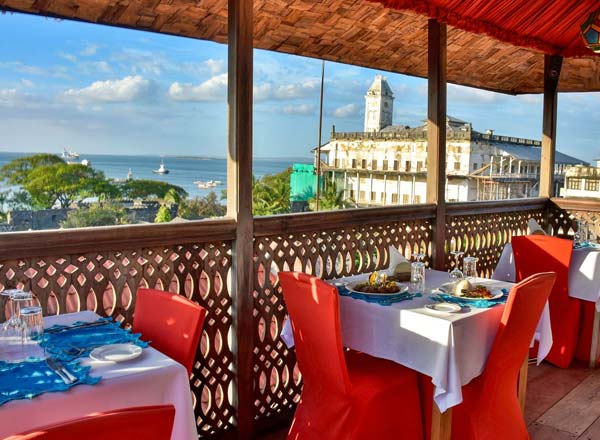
[
  {"x1": 463, "y1": 256, "x2": 478, "y2": 282},
  {"x1": 410, "y1": 262, "x2": 425, "y2": 294},
  {"x1": 449, "y1": 251, "x2": 464, "y2": 282}
]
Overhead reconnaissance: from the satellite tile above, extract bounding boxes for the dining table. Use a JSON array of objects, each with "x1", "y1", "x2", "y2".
[
  {"x1": 0, "y1": 310, "x2": 197, "y2": 440},
  {"x1": 280, "y1": 269, "x2": 552, "y2": 440},
  {"x1": 493, "y1": 242, "x2": 600, "y2": 366}
]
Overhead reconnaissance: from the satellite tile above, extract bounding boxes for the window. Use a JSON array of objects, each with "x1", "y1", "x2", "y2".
[
  {"x1": 382, "y1": 160, "x2": 388, "y2": 171},
  {"x1": 473, "y1": 163, "x2": 478, "y2": 171},
  {"x1": 391, "y1": 193, "x2": 398, "y2": 203},
  {"x1": 414, "y1": 195, "x2": 421, "y2": 204},
  {"x1": 334, "y1": 158, "x2": 340, "y2": 167},
  {"x1": 370, "y1": 191, "x2": 376, "y2": 201},
  {"x1": 362, "y1": 159, "x2": 367, "y2": 169},
  {"x1": 359, "y1": 191, "x2": 366, "y2": 201},
  {"x1": 380, "y1": 192, "x2": 386, "y2": 202},
  {"x1": 402, "y1": 194, "x2": 410, "y2": 204},
  {"x1": 510, "y1": 165, "x2": 515, "y2": 173},
  {"x1": 405, "y1": 161, "x2": 411, "y2": 172},
  {"x1": 416, "y1": 161, "x2": 424, "y2": 172},
  {"x1": 454, "y1": 162, "x2": 461, "y2": 171},
  {"x1": 585, "y1": 180, "x2": 599, "y2": 192},
  {"x1": 349, "y1": 189, "x2": 355, "y2": 199},
  {"x1": 568, "y1": 178, "x2": 582, "y2": 190},
  {"x1": 351, "y1": 159, "x2": 357, "y2": 168},
  {"x1": 393, "y1": 160, "x2": 399, "y2": 171}
]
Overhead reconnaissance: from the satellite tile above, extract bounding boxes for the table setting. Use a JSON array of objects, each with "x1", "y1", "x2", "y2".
[
  {"x1": 280, "y1": 245, "x2": 552, "y2": 412},
  {"x1": 0, "y1": 291, "x2": 197, "y2": 440}
]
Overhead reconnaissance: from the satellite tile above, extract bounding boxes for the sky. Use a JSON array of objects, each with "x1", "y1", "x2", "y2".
[{"x1": 0, "y1": 13, "x2": 599, "y2": 161}]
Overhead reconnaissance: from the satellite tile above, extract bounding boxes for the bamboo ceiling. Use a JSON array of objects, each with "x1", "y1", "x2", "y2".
[{"x1": 1, "y1": 0, "x2": 599, "y2": 94}]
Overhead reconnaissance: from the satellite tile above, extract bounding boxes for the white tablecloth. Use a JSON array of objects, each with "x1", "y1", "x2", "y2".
[
  {"x1": 281, "y1": 270, "x2": 552, "y2": 413},
  {"x1": 0, "y1": 311, "x2": 197, "y2": 440},
  {"x1": 493, "y1": 243, "x2": 600, "y2": 310}
]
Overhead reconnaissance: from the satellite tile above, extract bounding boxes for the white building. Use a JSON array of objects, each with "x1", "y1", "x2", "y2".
[
  {"x1": 561, "y1": 160, "x2": 600, "y2": 199},
  {"x1": 316, "y1": 76, "x2": 585, "y2": 206}
]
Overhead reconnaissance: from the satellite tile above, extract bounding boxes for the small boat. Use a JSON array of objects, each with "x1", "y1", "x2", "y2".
[
  {"x1": 61, "y1": 147, "x2": 80, "y2": 160},
  {"x1": 194, "y1": 180, "x2": 219, "y2": 189},
  {"x1": 153, "y1": 159, "x2": 169, "y2": 174}
]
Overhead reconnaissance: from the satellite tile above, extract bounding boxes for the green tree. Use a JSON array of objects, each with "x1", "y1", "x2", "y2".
[
  {"x1": 253, "y1": 168, "x2": 292, "y2": 216},
  {"x1": 120, "y1": 179, "x2": 188, "y2": 200},
  {"x1": 61, "y1": 204, "x2": 129, "y2": 229},
  {"x1": 178, "y1": 192, "x2": 226, "y2": 219},
  {"x1": 163, "y1": 187, "x2": 182, "y2": 205},
  {"x1": 0, "y1": 189, "x2": 33, "y2": 222},
  {"x1": 24, "y1": 163, "x2": 116, "y2": 209},
  {"x1": 155, "y1": 205, "x2": 172, "y2": 223},
  {"x1": 0, "y1": 154, "x2": 64, "y2": 185},
  {"x1": 309, "y1": 182, "x2": 354, "y2": 211}
]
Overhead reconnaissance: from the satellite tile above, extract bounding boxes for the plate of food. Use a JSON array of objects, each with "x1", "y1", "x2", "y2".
[
  {"x1": 437, "y1": 280, "x2": 504, "y2": 301},
  {"x1": 345, "y1": 271, "x2": 408, "y2": 296}
]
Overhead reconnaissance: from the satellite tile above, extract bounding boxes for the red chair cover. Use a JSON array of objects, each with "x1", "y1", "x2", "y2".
[
  {"x1": 279, "y1": 271, "x2": 423, "y2": 440},
  {"x1": 512, "y1": 235, "x2": 577, "y2": 368},
  {"x1": 419, "y1": 273, "x2": 556, "y2": 440},
  {"x1": 133, "y1": 288, "x2": 207, "y2": 375},
  {"x1": 8, "y1": 405, "x2": 175, "y2": 440}
]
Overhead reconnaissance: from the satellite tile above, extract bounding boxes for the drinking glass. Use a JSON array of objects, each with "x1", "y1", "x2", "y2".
[
  {"x1": 449, "y1": 251, "x2": 464, "y2": 282},
  {"x1": 410, "y1": 262, "x2": 425, "y2": 293},
  {"x1": 20, "y1": 306, "x2": 44, "y2": 343},
  {"x1": 1, "y1": 289, "x2": 23, "y2": 333},
  {"x1": 463, "y1": 256, "x2": 478, "y2": 281}
]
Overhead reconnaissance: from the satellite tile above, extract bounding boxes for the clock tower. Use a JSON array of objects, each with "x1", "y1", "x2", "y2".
[{"x1": 364, "y1": 75, "x2": 394, "y2": 132}]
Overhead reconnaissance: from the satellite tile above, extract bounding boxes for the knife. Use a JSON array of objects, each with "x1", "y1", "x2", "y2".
[{"x1": 46, "y1": 358, "x2": 75, "y2": 384}]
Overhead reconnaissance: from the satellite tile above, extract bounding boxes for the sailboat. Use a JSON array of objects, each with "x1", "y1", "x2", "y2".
[{"x1": 153, "y1": 159, "x2": 169, "y2": 174}]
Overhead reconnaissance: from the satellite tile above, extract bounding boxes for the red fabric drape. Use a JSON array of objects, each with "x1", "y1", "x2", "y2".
[{"x1": 371, "y1": 0, "x2": 600, "y2": 57}]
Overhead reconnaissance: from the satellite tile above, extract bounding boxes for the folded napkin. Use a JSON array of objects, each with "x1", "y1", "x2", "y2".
[
  {"x1": 431, "y1": 289, "x2": 509, "y2": 309},
  {"x1": 43, "y1": 318, "x2": 148, "y2": 362},
  {"x1": 388, "y1": 246, "x2": 412, "y2": 280},
  {"x1": 527, "y1": 218, "x2": 546, "y2": 236},
  {"x1": 338, "y1": 284, "x2": 421, "y2": 306},
  {"x1": 0, "y1": 358, "x2": 100, "y2": 406}
]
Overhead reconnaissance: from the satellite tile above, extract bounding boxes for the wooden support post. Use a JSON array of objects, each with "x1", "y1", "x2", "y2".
[
  {"x1": 539, "y1": 54, "x2": 562, "y2": 198},
  {"x1": 590, "y1": 310, "x2": 600, "y2": 368},
  {"x1": 431, "y1": 401, "x2": 452, "y2": 440},
  {"x1": 518, "y1": 355, "x2": 529, "y2": 414},
  {"x1": 426, "y1": 19, "x2": 447, "y2": 270},
  {"x1": 227, "y1": 0, "x2": 254, "y2": 437}
]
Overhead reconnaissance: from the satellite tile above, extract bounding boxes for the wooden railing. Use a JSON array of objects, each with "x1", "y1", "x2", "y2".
[{"x1": 0, "y1": 198, "x2": 596, "y2": 438}]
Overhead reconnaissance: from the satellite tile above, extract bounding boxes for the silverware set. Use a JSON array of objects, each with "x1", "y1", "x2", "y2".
[{"x1": 46, "y1": 357, "x2": 78, "y2": 384}]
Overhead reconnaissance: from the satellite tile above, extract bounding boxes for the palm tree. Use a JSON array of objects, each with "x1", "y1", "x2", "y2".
[{"x1": 309, "y1": 182, "x2": 354, "y2": 211}]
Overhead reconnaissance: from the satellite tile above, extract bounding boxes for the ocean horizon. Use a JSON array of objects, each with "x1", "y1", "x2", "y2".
[{"x1": 0, "y1": 151, "x2": 312, "y2": 199}]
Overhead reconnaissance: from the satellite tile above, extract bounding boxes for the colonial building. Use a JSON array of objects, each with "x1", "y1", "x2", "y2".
[
  {"x1": 561, "y1": 160, "x2": 600, "y2": 199},
  {"x1": 316, "y1": 75, "x2": 585, "y2": 206}
]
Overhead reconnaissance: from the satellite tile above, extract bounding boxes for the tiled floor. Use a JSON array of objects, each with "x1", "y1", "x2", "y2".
[{"x1": 259, "y1": 361, "x2": 600, "y2": 439}]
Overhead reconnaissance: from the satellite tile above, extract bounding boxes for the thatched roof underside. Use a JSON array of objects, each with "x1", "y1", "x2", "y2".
[{"x1": 1, "y1": 0, "x2": 599, "y2": 94}]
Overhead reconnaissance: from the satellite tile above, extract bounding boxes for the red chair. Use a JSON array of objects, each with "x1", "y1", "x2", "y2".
[
  {"x1": 7, "y1": 405, "x2": 175, "y2": 439},
  {"x1": 278, "y1": 271, "x2": 423, "y2": 440},
  {"x1": 512, "y1": 235, "x2": 578, "y2": 368},
  {"x1": 133, "y1": 288, "x2": 207, "y2": 375},
  {"x1": 575, "y1": 302, "x2": 598, "y2": 364},
  {"x1": 419, "y1": 273, "x2": 556, "y2": 440}
]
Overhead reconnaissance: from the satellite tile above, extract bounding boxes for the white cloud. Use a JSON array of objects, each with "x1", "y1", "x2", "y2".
[
  {"x1": 168, "y1": 73, "x2": 228, "y2": 101},
  {"x1": 64, "y1": 75, "x2": 154, "y2": 102},
  {"x1": 21, "y1": 79, "x2": 34, "y2": 88},
  {"x1": 283, "y1": 104, "x2": 315, "y2": 115},
  {"x1": 204, "y1": 59, "x2": 225, "y2": 75},
  {"x1": 253, "y1": 79, "x2": 320, "y2": 101},
  {"x1": 59, "y1": 53, "x2": 78, "y2": 63},
  {"x1": 81, "y1": 44, "x2": 98, "y2": 56},
  {"x1": 0, "y1": 62, "x2": 45, "y2": 75},
  {"x1": 0, "y1": 89, "x2": 18, "y2": 106},
  {"x1": 448, "y1": 84, "x2": 499, "y2": 103},
  {"x1": 91, "y1": 61, "x2": 111, "y2": 73},
  {"x1": 332, "y1": 103, "x2": 359, "y2": 118}
]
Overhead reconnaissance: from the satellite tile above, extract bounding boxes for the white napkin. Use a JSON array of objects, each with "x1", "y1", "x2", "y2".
[
  {"x1": 387, "y1": 246, "x2": 409, "y2": 274},
  {"x1": 527, "y1": 218, "x2": 546, "y2": 235}
]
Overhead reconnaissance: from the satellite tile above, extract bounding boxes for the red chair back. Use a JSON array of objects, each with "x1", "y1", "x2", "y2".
[
  {"x1": 278, "y1": 272, "x2": 351, "y2": 400},
  {"x1": 512, "y1": 235, "x2": 578, "y2": 368},
  {"x1": 8, "y1": 405, "x2": 175, "y2": 440},
  {"x1": 133, "y1": 288, "x2": 207, "y2": 375}
]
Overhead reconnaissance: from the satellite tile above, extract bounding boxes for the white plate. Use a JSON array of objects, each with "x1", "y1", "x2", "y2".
[
  {"x1": 89, "y1": 343, "x2": 142, "y2": 362},
  {"x1": 344, "y1": 283, "x2": 408, "y2": 297},
  {"x1": 425, "y1": 303, "x2": 462, "y2": 313}
]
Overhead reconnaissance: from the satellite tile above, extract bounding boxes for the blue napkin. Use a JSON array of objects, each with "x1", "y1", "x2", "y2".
[
  {"x1": 0, "y1": 358, "x2": 100, "y2": 406},
  {"x1": 574, "y1": 242, "x2": 600, "y2": 250},
  {"x1": 337, "y1": 285, "x2": 422, "y2": 306},
  {"x1": 431, "y1": 288, "x2": 509, "y2": 309},
  {"x1": 42, "y1": 318, "x2": 149, "y2": 361}
]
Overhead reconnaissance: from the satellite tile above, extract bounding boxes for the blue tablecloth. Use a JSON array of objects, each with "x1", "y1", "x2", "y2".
[{"x1": 0, "y1": 318, "x2": 148, "y2": 406}]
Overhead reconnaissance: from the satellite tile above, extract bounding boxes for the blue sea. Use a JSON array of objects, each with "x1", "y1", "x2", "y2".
[{"x1": 0, "y1": 152, "x2": 311, "y2": 199}]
